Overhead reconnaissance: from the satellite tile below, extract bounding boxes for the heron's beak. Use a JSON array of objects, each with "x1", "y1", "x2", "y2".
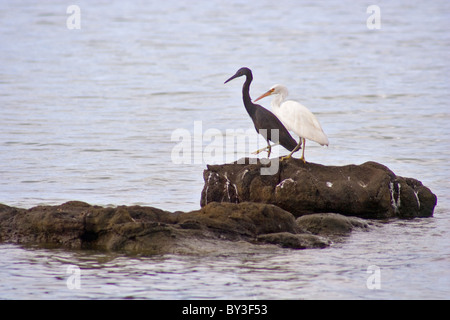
[
  {"x1": 254, "y1": 89, "x2": 273, "y2": 102},
  {"x1": 224, "y1": 73, "x2": 240, "y2": 84}
]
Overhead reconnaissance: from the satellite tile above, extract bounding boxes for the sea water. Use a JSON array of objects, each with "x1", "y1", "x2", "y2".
[{"x1": 0, "y1": 0, "x2": 449, "y2": 299}]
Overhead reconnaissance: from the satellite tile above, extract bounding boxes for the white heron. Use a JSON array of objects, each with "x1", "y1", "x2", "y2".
[{"x1": 254, "y1": 84, "x2": 329, "y2": 162}]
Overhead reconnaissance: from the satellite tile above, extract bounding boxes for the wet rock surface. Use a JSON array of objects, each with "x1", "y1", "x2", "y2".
[
  {"x1": 0, "y1": 201, "x2": 337, "y2": 254},
  {"x1": 0, "y1": 159, "x2": 437, "y2": 255},
  {"x1": 296, "y1": 213, "x2": 372, "y2": 237},
  {"x1": 201, "y1": 158, "x2": 437, "y2": 219}
]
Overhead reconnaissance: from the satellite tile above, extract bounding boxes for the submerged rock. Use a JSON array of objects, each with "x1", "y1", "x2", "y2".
[
  {"x1": 200, "y1": 158, "x2": 437, "y2": 219},
  {"x1": 256, "y1": 232, "x2": 331, "y2": 249},
  {"x1": 0, "y1": 201, "x2": 333, "y2": 254},
  {"x1": 296, "y1": 213, "x2": 371, "y2": 236}
]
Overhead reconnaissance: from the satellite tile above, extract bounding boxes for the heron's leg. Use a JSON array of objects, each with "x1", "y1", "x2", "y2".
[
  {"x1": 267, "y1": 140, "x2": 272, "y2": 158},
  {"x1": 252, "y1": 143, "x2": 278, "y2": 155},
  {"x1": 281, "y1": 138, "x2": 302, "y2": 161},
  {"x1": 299, "y1": 138, "x2": 306, "y2": 163}
]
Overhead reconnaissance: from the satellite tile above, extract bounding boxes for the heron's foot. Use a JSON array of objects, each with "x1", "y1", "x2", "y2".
[
  {"x1": 280, "y1": 155, "x2": 292, "y2": 162},
  {"x1": 299, "y1": 156, "x2": 306, "y2": 163}
]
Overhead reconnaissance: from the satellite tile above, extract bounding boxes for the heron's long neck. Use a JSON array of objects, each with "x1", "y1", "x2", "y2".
[
  {"x1": 271, "y1": 94, "x2": 284, "y2": 112},
  {"x1": 242, "y1": 74, "x2": 257, "y2": 116}
]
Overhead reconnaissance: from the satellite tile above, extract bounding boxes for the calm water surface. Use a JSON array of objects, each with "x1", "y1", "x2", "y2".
[{"x1": 0, "y1": 1, "x2": 449, "y2": 299}]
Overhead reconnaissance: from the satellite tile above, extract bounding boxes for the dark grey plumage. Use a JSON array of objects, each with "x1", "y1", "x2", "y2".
[{"x1": 224, "y1": 67, "x2": 298, "y2": 157}]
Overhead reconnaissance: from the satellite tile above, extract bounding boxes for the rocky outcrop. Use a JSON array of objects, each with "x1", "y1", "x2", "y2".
[
  {"x1": 201, "y1": 158, "x2": 437, "y2": 219},
  {"x1": 0, "y1": 201, "x2": 337, "y2": 254},
  {"x1": 0, "y1": 159, "x2": 436, "y2": 255}
]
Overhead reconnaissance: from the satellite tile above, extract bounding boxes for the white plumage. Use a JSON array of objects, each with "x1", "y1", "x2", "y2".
[{"x1": 254, "y1": 84, "x2": 328, "y2": 161}]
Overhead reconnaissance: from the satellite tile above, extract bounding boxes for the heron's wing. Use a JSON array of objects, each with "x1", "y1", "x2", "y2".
[
  {"x1": 279, "y1": 100, "x2": 329, "y2": 146},
  {"x1": 255, "y1": 107, "x2": 298, "y2": 151}
]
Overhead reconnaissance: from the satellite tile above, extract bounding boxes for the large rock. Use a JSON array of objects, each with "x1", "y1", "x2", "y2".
[
  {"x1": 0, "y1": 159, "x2": 436, "y2": 255},
  {"x1": 200, "y1": 158, "x2": 437, "y2": 219},
  {"x1": 0, "y1": 201, "x2": 332, "y2": 254}
]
